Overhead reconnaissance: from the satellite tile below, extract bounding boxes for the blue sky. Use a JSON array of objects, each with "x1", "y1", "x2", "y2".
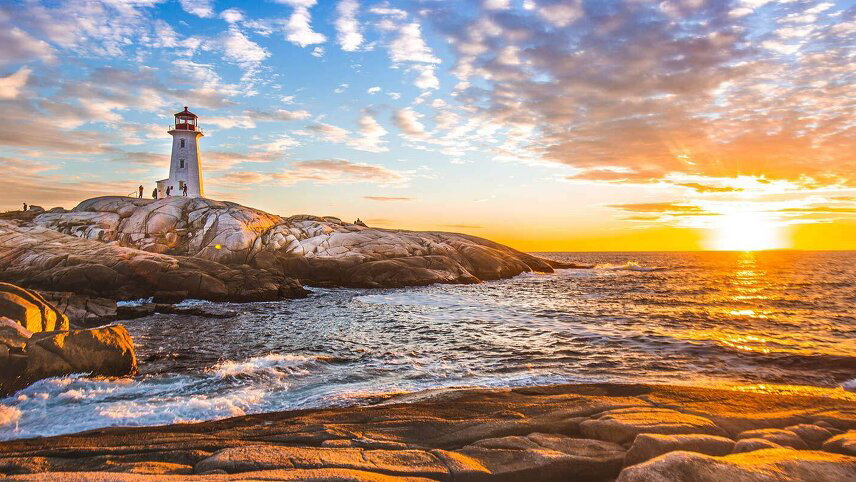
[{"x1": 0, "y1": 0, "x2": 854, "y2": 250}]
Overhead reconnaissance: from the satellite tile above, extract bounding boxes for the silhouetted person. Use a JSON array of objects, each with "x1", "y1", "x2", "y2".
[
  {"x1": 22, "y1": 203, "x2": 27, "y2": 211},
  {"x1": 138, "y1": 185, "x2": 144, "y2": 198},
  {"x1": 152, "y1": 188, "x2": 158, "y2": 199},
  {"x1": 182, "y1": 184, "x2": 188, "y2": 196},
  {"x1": 166, "y1": 186, "x2": 172, "y2": 196}
]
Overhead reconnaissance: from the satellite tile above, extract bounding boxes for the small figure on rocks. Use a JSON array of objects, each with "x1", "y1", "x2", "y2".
[
  {"x1": 166, "y1": 186, "x2": 172, "y2": 196},
  {"x1": 22, "y1": 203, "x2": 27, "y2": 211},
  {"x1": 138, "y1": 185, "x2": 144, "y2": 198},
  {"x1": 182, "y1": 184, "x2": 188, "y2": 196},
  {"x1": 152, "y1": 188, "x2": 158, "y2": 199}
]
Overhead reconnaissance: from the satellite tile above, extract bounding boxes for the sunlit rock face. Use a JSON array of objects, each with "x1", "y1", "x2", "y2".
[
  {"x1": 35, "y1": 196, "x2": 565, "y2": 288},
  {"x1": 0, "y1": 219, "x2": 306, "y2": 302}
]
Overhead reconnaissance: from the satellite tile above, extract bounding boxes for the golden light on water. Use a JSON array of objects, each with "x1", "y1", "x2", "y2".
[{"x1": 708, "y1": 210, "x2": 785, "y2": 251}]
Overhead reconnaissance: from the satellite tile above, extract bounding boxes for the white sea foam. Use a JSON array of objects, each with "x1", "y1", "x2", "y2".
[
  {"x1": 116, "y1": 297, "x2": 153, "y2": 307},
  {"x1": 842, "y1": 379, "x2": 856, "y2": 393},
  {"x1": 211, "y1": 353, "x2": 320, "y2": 379},
  {"x1": 594, "y1": 261, "x2": 666, "y2": 272},
  {"x1": 0, "y1": 405, "x2": 21, "y2": 428}
]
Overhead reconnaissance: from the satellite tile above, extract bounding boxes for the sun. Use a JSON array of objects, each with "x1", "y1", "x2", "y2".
[{"x1": 708, "y1": 210, "x2": 785, "y2": 251}]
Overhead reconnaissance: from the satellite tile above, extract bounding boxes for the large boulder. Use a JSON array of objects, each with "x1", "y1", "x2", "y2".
[
  {"x1": 580, "y1": 407, "x2": 727, "y2": 445},
  {"x1": 33, "y1": 196, "x2": 575, "y2": 289},
  {"x1": 616, "y1": 448, "x2": 856, "y2": 482},
  {"x1": 0, "y1": 283, "x2": 69, "y2": 333},
  {"x1": 23, "y1": 324, "x2": 137, "y2": 382}
]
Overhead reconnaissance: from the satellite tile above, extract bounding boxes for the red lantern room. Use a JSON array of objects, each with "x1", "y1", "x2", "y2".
[{"x1": 173, "y1": 106, "x2": 198, "y2": 131}]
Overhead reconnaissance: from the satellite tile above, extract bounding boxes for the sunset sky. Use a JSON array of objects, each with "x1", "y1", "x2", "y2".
[{"x1": 0, "y1": 0, "x2": 853, "y2": 251}]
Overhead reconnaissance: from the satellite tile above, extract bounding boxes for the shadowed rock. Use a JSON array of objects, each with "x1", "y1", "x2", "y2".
[
  {"x1": 823, "y1": 431, "x2": 856, "y2": 456},
  {"x1": 34, "y1": 196, "x2": 579, "y2": 289}
]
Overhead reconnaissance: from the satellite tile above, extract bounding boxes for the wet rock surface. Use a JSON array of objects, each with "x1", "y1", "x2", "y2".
[
  {"x1": 34, "y1": 196, "x2": 576, "y2": 289},
  {"x1": 0, "y1": 384, "x2": 853, "y2": 480}
]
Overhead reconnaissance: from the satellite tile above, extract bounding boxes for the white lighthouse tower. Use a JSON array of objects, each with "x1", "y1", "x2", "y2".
[{"x1": 157, "y1": 107, "x2": 204, "y2": 198}]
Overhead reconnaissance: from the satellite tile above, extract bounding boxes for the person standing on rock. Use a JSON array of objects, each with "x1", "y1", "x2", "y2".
[
  {"x1": 138, "y1": 185, "x2": 144, "y2": 198},
  {"x1": 22, "y1": 203, "x2": 27, "y2": 211},
  {"x1": 152, "y1": 188, "x2": 158, "y2": 199},
  {"x1": 166, "y1": 186, "x2": 172, "y2": 196},
  {"x1": 182, "y1": 184, "x2": 188, "y2": 197}
]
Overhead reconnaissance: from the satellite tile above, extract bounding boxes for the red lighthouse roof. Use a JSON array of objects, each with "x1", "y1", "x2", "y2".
[{"x1": 175, "y1": 106, "x2": 197, "y2": 118}]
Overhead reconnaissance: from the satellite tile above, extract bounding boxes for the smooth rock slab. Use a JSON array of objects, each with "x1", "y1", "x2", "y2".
[
  {"x1": 580, "y1": 407, "x2": 727, "y2": 445},
  {"x1": 457, "y1": 432, "x2": 625, "y2": 481},
  {"x1": 616, "y1": 448, "x2": 856, "y2": 482},
  {"x1": 624, "y1": 433, "x2": 735, "y2": 466},
  {"x1": 194, "y1": 445, "x2": 450, "y2": 478},
  {"x1": 736, "y1": 428, "x2": 807, "y2": 449}
]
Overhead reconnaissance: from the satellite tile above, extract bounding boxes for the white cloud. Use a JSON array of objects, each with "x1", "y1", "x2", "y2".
[
  {"x1": 261, "y1": 135, "x2": 300, "y2": 152},
  {"x1": 216, "y1": 28, "x2": 270, "y2": 71},
  {"x1": 0, "y1": 27, "x2": 55, "y2": 66},
  {"x1": 0, "y1": 67, "x2": 31, "y2": 100},
  {"x1": 393, "y1": 107, "x2": 428, "y2": 139},
  {"x1": 281, "y1": 0, "x2": 327, "y2": 47},
  {"x1": 350, "y1": 113, "x2": 388, "y2": 152},
  {"x1": 413, "y1": 65, "x2": 439, "y2": 90},
  {"x1": 179, "y1": 0, "x2": 215, "y2": 18},
  {"x1": 220, "y1": 8, "x2": 245, "y2": 24},
  {"x1": 335, "y1": 0, "x2": 364, "y2": 51},
  {"x1": 334, "y1": 83, "x2": 349, "y2": 94},
  {"x1": 367, "y1": 86, "x2": 381, "y2": 94},
  {"x1": 389, "y1": 22, "x2": 440, "y2": 64},
  {"x1": 311, "y1": 46, "x2": 325, "y2": 57},
  {"x1": 483, "y1": 0, "x2": 510, "y2": 10}
]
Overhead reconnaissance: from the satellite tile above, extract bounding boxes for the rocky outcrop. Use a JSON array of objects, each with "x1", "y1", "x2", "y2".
[
  {"x1": 34, "y1": 196, "x2": 576, "y2": 288},
  {"x1": 0, "y1": 220, "x2": 306, "y2": 302},
  {"x1": 0, "y1": 284, "x2": 138, "y2": 395},
  {"x1": 0, "y1": 384, "x2": 853, "y2": 480},
  {"x1": 0, "y1": 283, "x2": 69, "y2": 333}
]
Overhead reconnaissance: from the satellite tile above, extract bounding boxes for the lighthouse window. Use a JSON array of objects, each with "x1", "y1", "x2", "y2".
[
  {"x1": 179, "y1": 159, "x2": 185, "y2": 168},
  {"x1": 180, "y1": 139, "x2": 185, "y2": 148}
]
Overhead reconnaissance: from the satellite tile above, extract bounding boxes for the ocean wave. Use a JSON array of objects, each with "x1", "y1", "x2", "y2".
[
  {"x1": 594, "y1": 261, "x2": 667, "y2": 272},
  {"x1": 210, "y1": 353, "x2": 326, "y2": 379},
  {"x1": 842, "y1": 379, "x2": 856, "y2": 393}
]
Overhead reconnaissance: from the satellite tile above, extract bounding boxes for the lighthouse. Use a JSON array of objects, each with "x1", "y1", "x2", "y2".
[{"x1": 157, "y1": 107, "x2": 204, "y2": 198}]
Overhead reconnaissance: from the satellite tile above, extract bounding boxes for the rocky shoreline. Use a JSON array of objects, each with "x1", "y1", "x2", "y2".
[{"x1": 0, "y1": 383, "x2": 854, "y2": 480}]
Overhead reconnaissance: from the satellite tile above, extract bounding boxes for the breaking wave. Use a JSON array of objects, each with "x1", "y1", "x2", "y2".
[{"x1": 594, "y1": 261, "x2": 667, "y2": 272}]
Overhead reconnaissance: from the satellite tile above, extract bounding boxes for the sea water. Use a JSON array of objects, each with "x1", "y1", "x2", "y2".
[{"x1": 2, "y1": 251, "x2": 854, "y2": 440}]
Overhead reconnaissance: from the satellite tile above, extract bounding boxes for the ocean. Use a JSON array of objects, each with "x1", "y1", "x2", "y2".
[{"x1": 2, "y1": 251, "x2": 855, "y2": 440}]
